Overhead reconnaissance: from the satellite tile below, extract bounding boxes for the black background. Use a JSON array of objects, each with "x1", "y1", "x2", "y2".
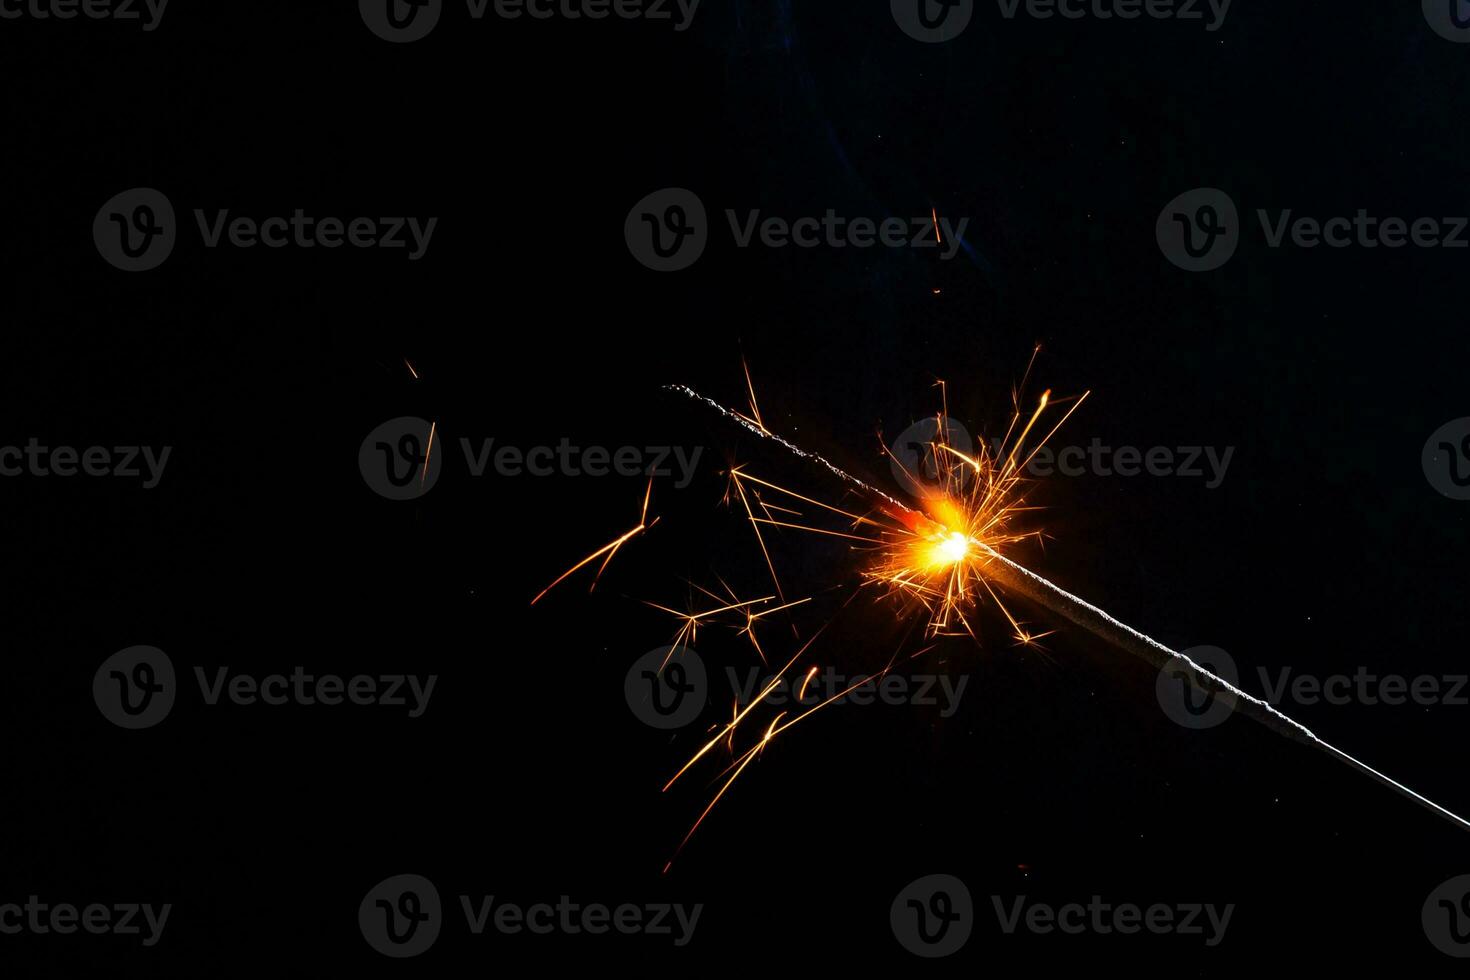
[{"x1": 4, "y1": 0, "x2": 1469, "y2": 973}]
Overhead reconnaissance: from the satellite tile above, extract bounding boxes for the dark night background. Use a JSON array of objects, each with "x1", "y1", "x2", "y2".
[{"x1": 3, "y1": 1, "x2": 1469, "y2": 973}]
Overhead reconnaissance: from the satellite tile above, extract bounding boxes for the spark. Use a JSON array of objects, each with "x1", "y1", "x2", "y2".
[
  {"x1": 530, "y1": 479, "x2": 657, "y2": 606},
  {"x1": 642, "y1": 578, "x2": 812, "y2": 665},
  {"x1": 420, "y1": 421, "x2": 436, "y2": 486},
  {"x1": 708, "y1": 374, "x2": 1086, "y2": 645},
  {"x1": 736, "y1": 355, "x2": 769, "y2": 435},
  {"x1": 642, "y1": 594, "x2": 774, "y2": 661}
]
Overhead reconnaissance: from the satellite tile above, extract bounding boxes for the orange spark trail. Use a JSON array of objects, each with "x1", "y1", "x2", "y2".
[
  {"x1": 530, "y1": 480, "x2": 656, "y2": 606},
  {"x1": 420, "y1": 421, "x2": 436, "y2": 486}
]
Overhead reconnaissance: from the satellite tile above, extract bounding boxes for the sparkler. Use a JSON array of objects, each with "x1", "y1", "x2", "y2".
[
  {"x1": 537, "y1": 359, "x2": 1470, "y2": 866},
  {"x1": 980, "y1": 550, "x2": 1470, "y2": 832},
  {"x1": 665, "y1": 351, "x2": 1088, "y2": 647},
  {"x1": 664, "y1": 369, "x2": 1470, "y2": 840}
]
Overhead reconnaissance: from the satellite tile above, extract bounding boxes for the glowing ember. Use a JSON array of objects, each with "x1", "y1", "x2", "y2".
[
  {"x1": 933, "y1": 530, "x2": 972, "y2": 567},
  {"x1": 719, "y1": 354, "x2": 1088, "y2": 645}
]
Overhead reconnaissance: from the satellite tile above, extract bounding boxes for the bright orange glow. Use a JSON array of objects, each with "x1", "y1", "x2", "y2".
[
  {"x1": 721, "y1": 359, "x2": 1088, "y2": 644},
  {"x1": 932, "y1": 529, "x2": 972, "y2": 567}
]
